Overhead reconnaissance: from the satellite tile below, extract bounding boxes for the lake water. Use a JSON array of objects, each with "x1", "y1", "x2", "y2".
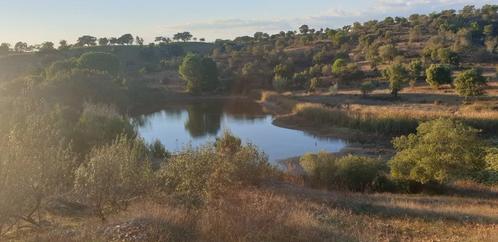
[{"x1": 133, "y1": 99, "x2": 347, "y2": 162}]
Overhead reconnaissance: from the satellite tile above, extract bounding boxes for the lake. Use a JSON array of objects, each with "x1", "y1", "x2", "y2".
[{"x1": 133, "y1": 99, "x2": 347, "y2": 162}]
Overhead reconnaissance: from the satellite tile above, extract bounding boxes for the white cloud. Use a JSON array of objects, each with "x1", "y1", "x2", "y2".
[{"x1": 156, "y1": 0, "x2": 494, "y2": 41}]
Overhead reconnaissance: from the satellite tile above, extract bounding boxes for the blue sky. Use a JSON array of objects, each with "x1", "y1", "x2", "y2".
[{"x1": 0, "y1": 0, "x2": 494, "y2": 45}]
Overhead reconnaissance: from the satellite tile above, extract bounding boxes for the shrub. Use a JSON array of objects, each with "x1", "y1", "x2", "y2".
[
  {"x1": 334, "y1": 155, "x2": 387, "y2": 191},
  {"x1": 158, "y1": 131, "x2": 273, "y2": 205},
  {"x1": 0, "y1": 113, "x2": 75, "y2": 229},
  {"x1": 77, "y1": 52, "x2": 120, "y2": 75},
  {"x1": 332, "y1": 58, "x2": 346, "y2": 75},
  {"x1": 299, "y1": 152, "x2": 337, "y2": 185},
  {"x1": 74, "y1": 103, "x2": 136, "y2": 155},
  {"x1": 360, "y1": 81, "x2": 375, "y2": 97},
  {"x1": 454, "y1": 68, "x2": 487, "y2": 98},
  {"x1": 74, "y1": 135, "x2": 153, "y2": 220},
  {"x1": 299, "y1": 152, "x2": 386, "y2": 192},
  {"x1": 425, "y1": 64, "x2": 452, "y2": 89},
  {"x1": 389, "y1": 118, "x2": 486, "y2": 184}
]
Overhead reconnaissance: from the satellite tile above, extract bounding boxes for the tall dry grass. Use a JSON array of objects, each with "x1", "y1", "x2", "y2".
[
  {"x1": 292, "y1": 102, "x2": 498, "y2": 136},
  {"x1": 17, "y1": 184, "x2": 498, "y2": 242}
]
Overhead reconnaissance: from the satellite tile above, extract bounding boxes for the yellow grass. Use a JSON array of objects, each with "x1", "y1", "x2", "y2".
[{"x1": 12, "y1": 183, "x2": 498, "y2": 242}]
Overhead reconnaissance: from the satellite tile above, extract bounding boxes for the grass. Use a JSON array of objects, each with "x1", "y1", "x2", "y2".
[{"x1": 11, "y1": 182, "x2": 498, "y2": 242}]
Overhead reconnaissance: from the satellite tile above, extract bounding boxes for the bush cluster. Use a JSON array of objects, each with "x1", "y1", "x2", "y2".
[{"x1": 299, "y1": 152, "x2": 386, "y2": 192}]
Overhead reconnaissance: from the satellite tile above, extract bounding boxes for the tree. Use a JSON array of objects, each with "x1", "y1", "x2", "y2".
[
  {"x1": 408, "y1": 59, "x2": 423, "y2": 86},
  {"x1": 378, "y1": 44, "x2": 398, "y2": 62},
  {"x1": 98, "y1": 37, "x2": 109, "y2": 46},
  {"x1": 58, "y1": 40, "x2": 69, "y2": 50},
  {"x1": 299, "y1": 25, "x2": 309, "y2": 35},
  {"x1": 437, "y1": 48, "x2": 459, "y2": 66},
  {"x1": 76, "y1": 35, "x2": 97, "y2": 47},
  {"x1": 14, "y1": 41, "x2": 28, "y2": 52},
  {"x1": 0, "y1": 113, "x2": 75, "y2": 229},
  {"x1": 75, "y1": 135, "x2": 152, "y2": 220},
  {"x1": 117, "y1": 34, "x2": 134, "y2": 45},
  {"x1": 454, "y1": 68, "x2": 487, "y2": 97},
  {"x1": 389, "y1": 119, "x2": 486, "y2": 184},
  {"x1": 0, "y1": 43, "x2": 10, "y2": 55},
  {"x1": 425, "y1": 64, "x2": 452, "y2": 89},
  {"x1": 173, "y1": 32, "x2": 193, "y2": 42},
  {"x1": 109, "y1": 37, "x2": 118, "y2": 45},
  {"x1": 135, "y1": 36, "x2": 144, "y2": 46},
  {"x1": 37, "y1": 42, "x2": 55, "y2": 53},
  {"x1": 383, "y1": 63, "x2": 408, "y2": 97},
  {"x1": 77, "y1": 52, "x2": 120, "y2": 75},
  {"x1": 179, "y1": 53, "x2": 219, "y2": 94}
]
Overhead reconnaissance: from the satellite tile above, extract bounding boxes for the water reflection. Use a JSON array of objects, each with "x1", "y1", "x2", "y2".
[{"x1": 133, "y1": 99, "x2": 347, "y2": 161}]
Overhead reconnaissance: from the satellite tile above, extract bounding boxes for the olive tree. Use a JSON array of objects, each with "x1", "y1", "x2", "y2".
[
  {"x1": 389, "y1": 119, "x2": 486, "y2": 184},
  {"x1": 425, "y1": 64, "x2": 452, "y2": 89},
  {"x1": 383, "y1": 63, "x2": 408, "y2": 97},
  {"x1": 0, "y1": 114, "x2": 75, "y2": 232},
  {"x1": 74, "y1": 135, "x2": 153, "y2": 220},
  {"x1": 454, "y1": 68, "x2": 487, "y2": 98}
]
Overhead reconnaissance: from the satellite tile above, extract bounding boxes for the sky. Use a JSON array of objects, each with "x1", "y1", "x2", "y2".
[{"x1": 0, "y1": 0, "x2": 495, "y2": 45}]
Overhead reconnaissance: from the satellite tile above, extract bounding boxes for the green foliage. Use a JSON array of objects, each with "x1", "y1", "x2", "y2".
[
  {"x1": 299, "y1": 152, "x2": 386, "y2": 191},
  {"x1": 383, "y1": 63, "x2": 408, "y2": 97},
  {"x1": 45, "y1": 58, "x2": 77, "y2": 79},
  {"x1": 408, "y1": 59, "x2": 423, "y2": 86},
  {"x1": 74, "y1": 135, "x2": 153, "y2": 220},
  {"x1": 436, "y1": 48, "x2": 460, "y2": 66},
  {"x1": 332, "y1": 58, "x2": 346, "y2": 75},
  {"x1": 425, "y1": 64, "x2": 452, "y2": 89},
  {"x1": 42, "y1": 68, "x2": 126, "y2": 108},
  {"x1": 77, "y1": 52, "x2": 120, "y2": 75},
  {"x1": 454, "y1": 68, "x2": 487, "y2": 97},
  {"x1": 74, "y1": 103, "x2": 136, "y2": 155},
  {"x1": 334, "y1": 155, "x2": 387, "y2": 192},
  {"x1": 179, "y1": 53, "x2": 219, "y2": 94},
  {"x1": 389, "y1": 119, "x2": 486, "y2": 184},
  {"x1": 158, "y1": 131, "x2": 272, "y2": 205}
]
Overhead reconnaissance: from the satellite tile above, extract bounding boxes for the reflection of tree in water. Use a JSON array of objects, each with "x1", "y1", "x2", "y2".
[
  {"x1": 222, "y1": 99, "x2": 266, "y2": 121},
  {"x1": 184, "y1": 102, "x2": 223, "y2": 138}
]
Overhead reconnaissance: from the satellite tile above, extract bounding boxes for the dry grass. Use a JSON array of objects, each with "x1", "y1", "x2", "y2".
[{"x1": 9, "y1": 183, "x2": 498, "y2": 242}]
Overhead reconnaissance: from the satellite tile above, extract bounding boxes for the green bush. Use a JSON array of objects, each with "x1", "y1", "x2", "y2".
[
  {"x1": 334, "y1": 155, "x2": 387, "y2": 192},
  {"x1": 454, "y1": 68, "x2": 487, "y2": 97},
  {"x1": 425, "y1": 64, "x2": 452, "y2": 89},
  {"x1": 389, "y1": 118, "x2": 486, "y2": 184},
  {"x1": 299, "y1": 152, "x2": 386, "y2": 192},
  {"x1": 77, "y1": 52, "x2": 120, "y2": 75}
]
